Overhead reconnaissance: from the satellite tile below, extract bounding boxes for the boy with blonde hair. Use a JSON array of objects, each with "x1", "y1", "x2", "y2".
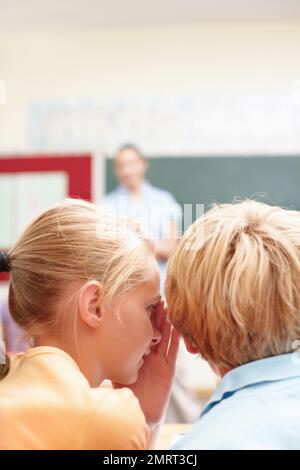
[{"x1": 166, "y1": 200, "x2": 300, "y2": 450}]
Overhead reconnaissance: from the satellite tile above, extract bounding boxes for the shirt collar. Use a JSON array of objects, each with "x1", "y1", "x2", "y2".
[
  {"x1": 117, "y1": 180, "x2": 153, "y2": 198},
  {"x1": 18, "y1": 346, "x2": 80, "y2": 372},
  {"x1": 201, "y1": 353, "x2": 300, "y2": 417}
]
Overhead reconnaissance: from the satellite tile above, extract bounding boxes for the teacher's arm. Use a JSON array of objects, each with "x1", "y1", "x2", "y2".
[{"x1": 154, "y1": 220, "x2": 179, "y2": 261}]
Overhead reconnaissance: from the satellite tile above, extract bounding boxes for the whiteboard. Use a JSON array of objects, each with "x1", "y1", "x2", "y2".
[
  {"x1": 0, "y1": 171, "x2": 67, "y2": 247},
  {"x1": 28, "y1": 89, "x2": 300, "y2": 154}
]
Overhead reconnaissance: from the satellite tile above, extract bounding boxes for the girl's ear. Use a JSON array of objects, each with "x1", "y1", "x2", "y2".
[
  {"x1": 78, "y1": 281, "x2": 103, "y2": 329},
  {"x1": 183, "y1": 336, "x2": 200, "y2": 355}
]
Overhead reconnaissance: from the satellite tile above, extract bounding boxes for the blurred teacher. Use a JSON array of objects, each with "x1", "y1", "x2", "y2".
[{"x1": 102, "y1": 144, "x2": 181, "y2": 293}]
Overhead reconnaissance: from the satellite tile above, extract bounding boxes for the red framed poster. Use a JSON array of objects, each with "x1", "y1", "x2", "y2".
[{"x1": 0, "y1": 154, "x2": 92, "y2": 282}]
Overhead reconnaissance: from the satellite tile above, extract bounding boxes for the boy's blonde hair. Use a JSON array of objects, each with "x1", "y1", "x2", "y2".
[
  {"x1": 165, "y1": 200, "x2": 300, "y2": 370},
  {"x1": 7, "y1": 198, "x2": 155, "y2": 340}
]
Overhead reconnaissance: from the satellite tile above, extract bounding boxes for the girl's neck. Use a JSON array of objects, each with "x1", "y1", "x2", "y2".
[{"x1": 36, "y1": 335, "x2": 105, "y2": 387}]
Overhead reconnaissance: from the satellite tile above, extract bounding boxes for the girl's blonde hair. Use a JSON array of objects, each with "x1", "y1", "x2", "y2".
[
  {"x1": 166, "y1": 200, "x2": 300, "y2": 370},
  {"x1": 6, "y1": 198, "x2": 155, "y2": 345}
]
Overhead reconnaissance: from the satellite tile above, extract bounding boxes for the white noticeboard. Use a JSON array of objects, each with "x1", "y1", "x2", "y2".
[
  {"x1": 0, "y1": 171, "x2": 67, "y2": 248},
  {"x1": 28, "y1": 90, "x2": 300, "y2": 154}
]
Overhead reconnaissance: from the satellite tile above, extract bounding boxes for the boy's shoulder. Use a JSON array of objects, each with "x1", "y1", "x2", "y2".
[
  {"x1": 172, "y1": 383, "x2": 300, "y2": 450},
  {"x1": 171, "y1": 397, "x2": 259, "y2": 450}
]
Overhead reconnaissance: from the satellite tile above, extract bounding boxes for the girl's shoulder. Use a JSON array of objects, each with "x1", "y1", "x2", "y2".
[{"x1": 83, "y1": 386, "x2": 150, "y2": 449}]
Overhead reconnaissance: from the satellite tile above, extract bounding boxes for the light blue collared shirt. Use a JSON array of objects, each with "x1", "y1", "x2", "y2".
[
  {"x1": 101, "y1": 181, "x2": 182, "y2": 292},
  {"x1": 172, "y1": 353, "x2": 300, "y2": 450}
]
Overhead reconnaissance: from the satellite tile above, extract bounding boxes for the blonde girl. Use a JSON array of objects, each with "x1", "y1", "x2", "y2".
[{"x1": 0, "y1": 199, "x2": 179, "y2": 450}]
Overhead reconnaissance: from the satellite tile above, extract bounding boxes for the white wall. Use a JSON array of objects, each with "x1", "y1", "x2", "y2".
[{"x1": 0, "y1": 21, "x2": 300, "y2": 152}]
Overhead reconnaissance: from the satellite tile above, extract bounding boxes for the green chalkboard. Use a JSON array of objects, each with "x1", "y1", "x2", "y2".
[{"x1": 105, "y1": 156, "x2": 300, "y2": 219}]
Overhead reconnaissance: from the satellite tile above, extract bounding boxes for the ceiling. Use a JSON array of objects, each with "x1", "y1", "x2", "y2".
[{"x1": 1, "y1": 0, "x2": 300, "y2": 32}]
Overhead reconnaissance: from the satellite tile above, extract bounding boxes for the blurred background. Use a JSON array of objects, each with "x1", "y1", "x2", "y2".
[{"x1": 1, "y1": 0, "x2": 300, "y2": 419}]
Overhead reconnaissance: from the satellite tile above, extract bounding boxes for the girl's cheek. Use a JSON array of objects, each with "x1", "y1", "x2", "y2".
[{"x1": 135, "y1": 317, "x2": 153, "y2": 343}]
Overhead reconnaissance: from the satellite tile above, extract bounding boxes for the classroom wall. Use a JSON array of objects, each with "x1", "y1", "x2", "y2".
[{"x1": 0, "y1": 21, "x2": 300, "y2": 152}]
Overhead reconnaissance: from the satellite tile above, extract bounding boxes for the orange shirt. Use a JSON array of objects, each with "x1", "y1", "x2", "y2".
[{"x1": 0, "y1": 346, "x2": 149, "y2": 449}]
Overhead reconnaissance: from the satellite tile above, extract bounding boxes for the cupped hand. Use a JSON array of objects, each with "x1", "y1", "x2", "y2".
[{"x1": 112, "y1": 299, "x2": 180, "y2": 425}]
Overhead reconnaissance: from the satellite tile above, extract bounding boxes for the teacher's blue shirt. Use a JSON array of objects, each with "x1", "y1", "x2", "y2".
[
  {"x1": 101, "y1": 181, "x2": 182, "y2": 292},
  {"x1": 172, "y1": 353, "x2": 300, "y2": 450}
]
